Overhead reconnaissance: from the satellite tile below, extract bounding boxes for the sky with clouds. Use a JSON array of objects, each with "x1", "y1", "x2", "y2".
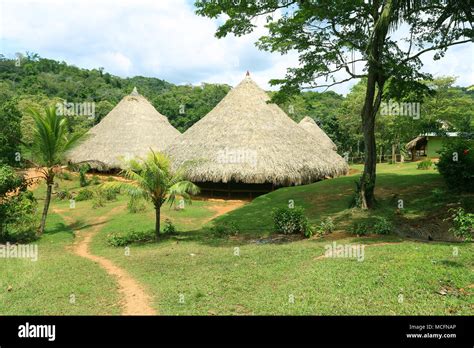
[{"x1": 0, "y1": 0, "x2": 472, "y2": 95}]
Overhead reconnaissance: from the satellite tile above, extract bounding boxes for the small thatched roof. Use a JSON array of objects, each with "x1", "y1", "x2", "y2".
[
  {"x1": 67, "y1": 88, "x2": 180, "y2": 169},
  {"x1": 166, "y1": 74, "x2": 348, "y2": 185},
  {"x1": 406, "y1": 136, "x2": 427, "y2": 150},
  {"x1": 299, "y1": 116, "x2": 337, "y2": 151}
]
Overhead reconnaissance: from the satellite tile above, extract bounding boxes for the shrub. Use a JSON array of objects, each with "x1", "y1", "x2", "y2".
[
  {"x1": 373, "y1": 216, "x2": 393, "y2": 235},
  {"x1": 91, "y1": 175, "x2": 101, "y2": 185},
  {"x1": 102, "y1": 186, "x2": 120, "y2": 201},
  {"x1": 272, "y1": 207, "x2": 312, "y2": 237},
  {"x1": 127, "y1": 196, "x2": 147, "y2": 213},
  {"x1": 107, "y1": 229, "x2": 156, "y2": 246},
  {"x1": 315, "y1": 217, "x2": 335, "y2": 236},
  {"x1": 162, "y1": 219, "x2": 177, "y2": 235},
  {"x1": 75, "y1": 188, "x2": 94, "y2": 201},
  {"x1": 417, "y1": 158, "x2": 433, "y2": 170},
  {"x1": 0, "y1": 191, "x2": 38, "y2": 243},
  {"x1": 106, "y1": 176, "x2": 116, "y2": 182},
  {"x1": 211, "y1": 221, "x2": 240, "y2": 237},
  {"x1": 56, "y1": 189, "x2": 72, "y2": 200},
  {"x1": 79, "y1": 164, "x2": 90, "y2": 187},
  {"x1": 447, "y1": 207, "x2": 474, "y2": 242},
  {"x1": 57, "y1": 171, "x2": 72, "y2": 180},
  {"x1": 436, "y1": 139, "x2": 474, "y2": 192},
  {"x1": 91, "y1": 188, "x2": 106, "y2": 208},
  {"x1": 349, "y1": 217, "x2": 393, "y2": 236}
]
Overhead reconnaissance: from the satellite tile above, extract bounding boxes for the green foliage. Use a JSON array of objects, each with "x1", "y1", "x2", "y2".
[
  {"x1": 107, "y1": 229, "x2": 156, "y2": 247},
  {"x1": 436, "y1": 139, "x2": 474, "y2": 192},
  {"x1": 79, "y1": 164, "x2": 90, "y2": 187},
  {"x1": 447, "y1": 208, "x2": 474, "y2": 242},
  {"x1": 127, "y1": 196, "x2": 147, "y2": 213},
  {"x1": 315, "y1": 217, "x2": 335, "y2": 237},
  {"x1": 0, "y1": 100, "x2": 22, "y2": 165},
  {"x1": 0, "y1": 191, "x2": 38, "y2": 243},
  {"x1": 90, "y1": 175, "x2": 101, "y2": 185},
  {"x1": 0, "y1": 164, "x2": 24, "y2": 196},
  {"x1": 75, "y1": 188, "x2": 94, "y2": 202},
  {"x1": 211, "y1": 221, "x2": 239, "y2": 237},
  {"x1": 350, "y1": 217, "x2": 393, "y2": 236},
  {"x1": 417, "y1": 159, "x2": 433, "y2": 170},
  {"x1": 57, "y1": 171, "x2": 72, "y2": 180},
  {"x1": 162, "y1": 219, "x2": 177, "y2": 235},
  {"x1": 272, "y1": 207, "x2": 312, "y2": 237},
  {"x1": 56, "y1": 189, "x2": 72, "y2": 200}
]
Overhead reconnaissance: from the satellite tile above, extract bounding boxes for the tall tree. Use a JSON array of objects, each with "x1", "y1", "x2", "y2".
[
  {"x1": 28, "y1": 106, "x2": 83, "y2": 235},
  {"x1": 195, "y1": 0, "x2": 473, "y2": 208}
]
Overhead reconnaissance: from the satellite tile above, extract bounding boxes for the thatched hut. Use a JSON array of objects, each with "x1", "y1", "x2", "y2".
[
  {"x1": 67, "y1": 88, "x2": 180, "y2": 170},
  {"x1": 165, "y1": 73, "x2": 348, "y2": 196},
  {"x1": 298, "y1": 116, "x2": 338, "y2": 151}
]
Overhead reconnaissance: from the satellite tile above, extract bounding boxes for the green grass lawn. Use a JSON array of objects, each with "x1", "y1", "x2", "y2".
[{"x1": 1, "y1": 163, "x2": 472, "y2": 315}]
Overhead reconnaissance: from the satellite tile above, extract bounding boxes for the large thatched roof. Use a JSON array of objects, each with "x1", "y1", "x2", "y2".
[
  {"x1": 299, "y1": 116, "x2": 338, "y2": 151},
  {"x1": 67, "y1": 88, "x2": 180, "y2": 169},
  {"x1": 166, "y1": 74, "x2": 348, "y2": 185}
]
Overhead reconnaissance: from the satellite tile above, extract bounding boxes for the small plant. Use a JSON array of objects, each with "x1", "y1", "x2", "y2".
[
  {"x1": 373, "y1": 216, "x2": 393, "y2": 235},
  {"x1": 56, "y1": 189, "x2": 72, "y2": 200},
  {"x1": 162, "y1": 219, "x2": 177, "y2": 235},
  {"x1": 102, "y1": 186, "x2": 120, "y2": 201},
  {"x1": 211, "y1": 221, "x2": 240, "y2": 237},
  {"x1": 79, "y1": 164, "x2": 90, "y2": 187},
  {"x1": 107, "y1": 229, "x2": 156, "y2": 246},
  {"x1": 91, "y1": 175, "x2": 101, "y2": 185},
  {"x1": 92, "y1": 188, "x2": 106, "y2": 208},
  {"x1": 127, "y1": 196, "x2": 147, "y2": 213},
  {"x1": 272, "y1": 207, "x2": 312, "y2": 237},
  {"x1": 57, "y1": 171, "x2": 72, "y2": 180},
  {"x1": 350, "y1": 222, "x2": 370, "y2": 236},
  {"x1": 75, "y1": 188, "x2": 94, "y2": 201},
  {"x1": 417, "y1": 158, "x2": 433, "y2": 170},
  {"x1": 446, "y1": 207, "x2": 474, "y2": 242},
  {"x1": 315, "y1": 217, "x2": 335, "y2": 236},
  {"x1": 106, "y1": 176, "x2": 116, "y2": 182}
]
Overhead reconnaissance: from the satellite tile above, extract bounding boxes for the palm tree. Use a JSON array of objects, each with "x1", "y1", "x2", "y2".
[
  {"x1": 107, "y1": 151, "x2": 200, "y2": 239},
  {"x1": 28, "y1": 106, "x2": 83, "y2": 235}
]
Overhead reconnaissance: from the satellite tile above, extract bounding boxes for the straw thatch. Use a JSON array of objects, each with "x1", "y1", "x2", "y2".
[
  {"x1": 406, "y1": 136, "x2": 427, "y2": 150},
  {"x1": 298, "y1": 116, "x2": 338, "y2": 151},
  {"x1": 166, "y1": 74, "x2": 348, "y2": 186},
  {"x1": 67, "y1": 88, "x2": 180, "y2": 169}
]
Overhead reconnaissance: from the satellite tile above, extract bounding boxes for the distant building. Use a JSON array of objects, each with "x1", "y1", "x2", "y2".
[{"x1": 406, "y1": 132, "x2": 459, "y2": 159}]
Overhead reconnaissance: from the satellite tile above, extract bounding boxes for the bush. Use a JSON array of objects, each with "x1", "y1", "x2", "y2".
[
  {"x1": 417, "y1": 158, "x2": 433, "y2": 170},
  {"x1": 127, "y1": 196, "x2": 147, "y2": 213},
  {"x1": 57, "y1": 171, "x2": 72, "y2": 180},
  {"x1": 0, "y1": 191, "x2": 38, "y2": 243},
  {"x1": 373, "y1": 216, "x2": 393, "y2": 235},
  {"x1": 349, "y1": 217, "x2": 393, "y2": 236},
  {"x1": 315, "y1": 217, "x2": 335, "y2": 236},
  {"x1": 79, "y1": 164, "x2": 90, "y2": 187},
  {"x1": 447, "y1": 207, "x2": 474, "y2": 242},
  {"x1": 75, "y1": 188, "x2": 94, "y2": 201},
  {"x1": 56, "y1": 188, "x2": 72, "y2": 200},
  {"x1": 107, "y1": 229, "x2": 156, "y2": 246},
  {"x1": 90, "y1": 175, "x2": 101, "y2": 185},
  {"x1": 272, "y1": 207, "x2": 312, "y2": 237},
  {"x1": 436, "y1": 139, "x2": 474, "y2": 192},
  {"x1": 211, "y1": 221, "x2": 240, "y2": 237},
  {"x1": 162, "y1": 219, "x2": 177, "y2": 235},
  {"x1": 102, "y1": 186, "x2": 120, "y2": 201},
  {"x1": 92, "y1": 188, "x2": 106, "y2": 208}
]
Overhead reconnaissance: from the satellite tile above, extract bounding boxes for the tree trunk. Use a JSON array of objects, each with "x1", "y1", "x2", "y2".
[
  {"x1": 155, "y1": 205, "x2": 161, "y2": 239},
  {"x1": 359, "y1": 72, "x2": 378, "y2": 210},
  {"x1": 392, "y1": 143, "x2": 396, "y2": 164},
  {"x1": 38, "y1": 176, "x2": 53, "y2": 236}
]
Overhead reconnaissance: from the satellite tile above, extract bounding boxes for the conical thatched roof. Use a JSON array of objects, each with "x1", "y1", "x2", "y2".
[
  {"x1": 67, "y1": 88, "x2": 180, "y2": 169},
  {"x1": 299, "y1": 116, "x2": 338, "y2": 151},
  {"x1": 166, "y1": 74, "x2": 348, "y2": 185}
]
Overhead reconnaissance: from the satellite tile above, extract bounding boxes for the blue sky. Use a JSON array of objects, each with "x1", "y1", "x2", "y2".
[{"x1": 1, "y1": 0, "x2": 472, "y2": 94}]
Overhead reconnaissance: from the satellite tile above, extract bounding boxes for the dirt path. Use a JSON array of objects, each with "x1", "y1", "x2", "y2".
[
  {"x1": 205, "y1": 199, "x2": 247, "y2": 222},
  {"x1": 56, "y1": 208, "x2": 157, "y2": 315}
]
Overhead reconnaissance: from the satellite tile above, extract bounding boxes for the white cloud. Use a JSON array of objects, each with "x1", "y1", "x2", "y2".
[{"x1": 1, "y1": 0, "x2": 472, "y2": 95}]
